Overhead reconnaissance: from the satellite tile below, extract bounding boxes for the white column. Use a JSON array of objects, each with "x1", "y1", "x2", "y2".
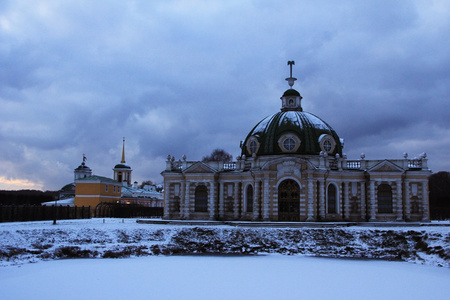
[
  {"x1": 253, "y1": 180, "x2": 260, "y2": 220},
  {"x1": 184, "y1": 182, "x2": 190, "y2": 219},
  {"x1": 404, "y1": 181, "x2": 411, "y2": 220},
  {"x1": 396, "y1": 180, "x2": 403, "y2": 221},
  {"x1": 209, "y1": 182, "x2": 216, "y2": 220},
  {"x1": 360, "y1": 182, "x2": 366, "y2": 221},
  {"x1": 263, "y1": 178, "x2": 270, "y2": 221},
  {"x1": 233, "y1": 182, "x2": 240, "y2": 219},
  {"x1": 422, "y1": 181, "x2": 430, "y2": 221},
  {"x1": 369, "y1": 180, "x2": 376, "y2": 221},
  {"x1": 163, "y1": 181, "x2": 170, "y2": 219},
  {"x1": 319, "y1": 180, "x2": 325, "y2": 219},
  {"x1": 306, "y1": 178, "x2": 315, "y2": 221},
  {"x1": 219, "y1": 182, "x2": 224, "y2": 219},
  {"x1": 180, "y1": 181, "x2": 185, "y2": 218},
  {"x1": 344, "y1": 181, "x2": 350, "y2": 220}
]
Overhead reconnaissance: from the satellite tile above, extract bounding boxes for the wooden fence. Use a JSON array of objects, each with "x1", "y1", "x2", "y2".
[
  {"x1": 0, "y1": 203, "x2": 164, "y2": 223},
  {"x1": 0, "y1": 205, "x2": 91, "y2": 223},
  {"x1": 95, "y1": 203, "x2": 164, "y2": 218}
]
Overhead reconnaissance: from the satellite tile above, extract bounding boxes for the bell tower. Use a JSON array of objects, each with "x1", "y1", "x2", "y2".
[
  {"x1": 74, "y1": 154, "x2": 92, "y2": 181},
  {"x1": 113, "y1": 137, "x2": 132, "y2": 186}
]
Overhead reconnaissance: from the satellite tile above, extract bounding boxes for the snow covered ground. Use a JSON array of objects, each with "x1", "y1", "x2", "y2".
[
  {"x1": 2, "y1": 218, "x2": 449, "y2": 267},
  {"x1": 0, "y1": 218, "x2": 449, "y2": 299},
  {"x1": 1, "y1": 255, "x2": 449, "y2": 300}
]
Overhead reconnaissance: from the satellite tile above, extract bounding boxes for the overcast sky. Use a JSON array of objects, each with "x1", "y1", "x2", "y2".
[{"x1": 1, "y1": 0, "x2": 449, "y2": 191}]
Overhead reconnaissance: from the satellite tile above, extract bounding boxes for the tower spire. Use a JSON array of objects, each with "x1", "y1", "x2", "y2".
[
  {"x1": 286, "y1": 60, "x2": 297, "y2": 88},
  {"x1": 121, "y1": 137, "x2": 126, "y2": 164}
]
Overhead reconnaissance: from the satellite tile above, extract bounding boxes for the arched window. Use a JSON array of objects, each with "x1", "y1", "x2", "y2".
[
  {"x1": 246, "y1": 185, "x2": 253, "y2": 212},
  {"x1": 327, "y1": 184, "x2": 337, "y2": 214},
  {"x1": 378, "y1": 184, "x2": 393, "y2": 213},
  {"x1": 194, "y1": 185, "x2": 208, "y2": 212}
]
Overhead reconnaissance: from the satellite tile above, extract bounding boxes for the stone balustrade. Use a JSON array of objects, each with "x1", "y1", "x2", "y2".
[{"x1": 165, "y1": 155, "x2": 429, "y2": 172}]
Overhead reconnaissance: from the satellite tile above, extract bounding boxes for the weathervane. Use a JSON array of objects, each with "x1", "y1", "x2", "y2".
[{"x1": 286, "y1": 60, "x2": 297, "y2": 88}]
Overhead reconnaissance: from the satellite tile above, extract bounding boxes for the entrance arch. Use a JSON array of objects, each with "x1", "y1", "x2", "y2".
[{"x1": 278, "y1": 179, "x2": 300, "y2": 221}]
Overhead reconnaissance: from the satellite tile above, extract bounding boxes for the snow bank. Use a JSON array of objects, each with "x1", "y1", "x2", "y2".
[{"x1": 1, "y1": 219, "x2": 449, "y2": 267}]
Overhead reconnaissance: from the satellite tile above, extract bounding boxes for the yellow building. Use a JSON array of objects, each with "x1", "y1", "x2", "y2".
[{"x1": 74, "y1": 175, "x2": 122, "y2": 208}]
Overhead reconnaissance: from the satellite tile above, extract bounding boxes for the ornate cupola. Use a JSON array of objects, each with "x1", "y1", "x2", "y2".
[
  {"x1": 241, "y1": 61, "x2": 343, "y2": 157},
  {"x1": 280, "y1": 61, "x2": 303, "y2": 112},
  {"x1": 113, "y1": 137, "x2": 132, "y2": 186}
]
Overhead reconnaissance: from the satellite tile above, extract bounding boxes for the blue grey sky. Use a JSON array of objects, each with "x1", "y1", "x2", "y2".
[{"x1": 1, "y1": 0, "x2": 449, "y2": 190}]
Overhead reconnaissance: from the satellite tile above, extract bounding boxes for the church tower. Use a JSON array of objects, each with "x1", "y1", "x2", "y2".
[
  {"x1": 113, "y1": 138, "x2": 132, "y2": 186},
  {"x1": 74, "y1": 154, "x2": 92, "y2": 181}
]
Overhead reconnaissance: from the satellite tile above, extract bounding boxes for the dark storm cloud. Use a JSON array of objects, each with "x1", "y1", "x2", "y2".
[{"x1": 0, "y1": 0, "x2": 449, "y2": 190}]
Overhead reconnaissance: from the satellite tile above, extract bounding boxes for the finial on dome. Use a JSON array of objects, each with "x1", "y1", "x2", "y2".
[
  {"x1": 286, "y1": 61, "x2": 297, "y2": 88},
  {"x1": 121, "y1": 137, "x2": 126, "y2": 164}
]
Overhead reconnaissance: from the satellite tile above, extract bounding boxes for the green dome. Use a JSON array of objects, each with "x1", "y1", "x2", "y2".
[
  {"x1": 114, "y1": 163, "x2": 131, "y2": 169},
  {"x1": 282, "y1": 89, "x2": 301, "y2": 97},
  {"x1": 241, "y1": 110, "x2": 343, "y2": 157}
]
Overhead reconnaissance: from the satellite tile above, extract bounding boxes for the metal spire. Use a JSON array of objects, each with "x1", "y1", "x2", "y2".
[{"x1": 121, "y1": 137, "x2": 126, "y2": 164}]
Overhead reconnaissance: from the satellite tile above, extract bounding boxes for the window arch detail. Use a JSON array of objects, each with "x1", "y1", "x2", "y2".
[{"x1": 327, "y1": 183, "x2": 338, "y2": 214}]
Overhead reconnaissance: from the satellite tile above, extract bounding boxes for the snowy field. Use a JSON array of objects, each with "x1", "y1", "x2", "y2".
[
  {"x1": 1, "y1": 255, "x2": 449, "y2": 300},
  {"x1": 0, "y1": 218, "x2": 449, "y2": 299}
]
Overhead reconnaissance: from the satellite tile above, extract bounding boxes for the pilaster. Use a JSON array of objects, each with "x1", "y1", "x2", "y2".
[
  {"x1": 184, "y1": 182, "x2": 190, "y2": 219},
  {"x1": 163, "y1": 181, "x2": 170, "y2": 219},
  {"x1": 306, "y1": 178, "x2": 315, "y2": 221},
  {"x1": 369, "y1": 180, "x2": 376, "y2": 221},
  {"x1": 219, "y1": 182, "x2": 224, "y2": 219},
  {"x1": 209, "y1": 182, "x2": 216, "y2": 220},
  {"x1": 263, "y1": 178, "x2": 270, "y2": 221},
  {"x1": 253, "y1": 179, "x2": 260, "y2": 221},
  {"x1": 422, "y1": 181, "x2": 430, "y2": 221},
  {"x1": 404, "y1": 181, "x2": 411, "y2": 220},
  {"x1": 343, "y1": 181, "x2": 350, "y2": 220},
  {"x1": 396, "y1": 180, "x2": 403, "y2": 221},
  {"x1": 360, "y1": 182, "x2": 366, "y2": 220},
  {"x1": 233, "y1": 182, "x2": 240, "y2": 219},
  {"x1": 319, "y1": 179, "x2": 325, "y2": 219}
]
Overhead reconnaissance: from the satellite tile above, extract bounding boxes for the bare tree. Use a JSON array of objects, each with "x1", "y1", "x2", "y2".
[
  {"x1": 139, "y1": 180, "x2": 154, "y2": 189},
  {"x1": 202, "y1": 148, "x2": 233, "y2": 162}
]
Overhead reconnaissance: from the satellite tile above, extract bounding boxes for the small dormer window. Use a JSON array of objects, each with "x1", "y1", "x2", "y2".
[
  {"x1": 250, "y1": 140, "x2": 257, "y2": 153},
  {"x1": 278, "y1": 133, "x2": 301, "y2": 153},
  {"x1": 246, "y1": 136, "x2": 260, "y2": 155},
  {"x1": 319, "y1": 134, "x2": 336, "y2": 154},
  {"x1": 323, "y1": 140, "x2": 332, "y2": 152},
  {"x1": 283, "y1": 137, "x2": 296, "y2": 151}
]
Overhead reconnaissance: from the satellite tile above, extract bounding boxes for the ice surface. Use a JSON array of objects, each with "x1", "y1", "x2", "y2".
[{"x1": 0, "y1": 255, "x2": 449, "y2": 300}]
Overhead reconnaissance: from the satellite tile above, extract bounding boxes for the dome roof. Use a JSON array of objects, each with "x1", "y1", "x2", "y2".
[
  {"x1": 241, "y1": 110, "x2": 343, "y2": 157},
  {"x1": 282, "y1": 89, "x2": 301, "y2": 97},
  {"x1": 114, "y1": 163, "x2": 131, "y2": 169},
  {"x1": 241, "y1": 62, "x2": 343, "y2": 158}
]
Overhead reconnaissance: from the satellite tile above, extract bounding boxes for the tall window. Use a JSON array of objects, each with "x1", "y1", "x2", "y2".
[
  {"x1": 194, "y1": 185, "x2": 208, "y2": 212},
  {"x1": 327, "y1": 184, "x2": 337, "y2": 214},
  {"x1": 246, "y1": 185, "x2": 253, "y2": 212},
  {"x1": 378, "y1": 184, "x2": 393, "y2": 213}
]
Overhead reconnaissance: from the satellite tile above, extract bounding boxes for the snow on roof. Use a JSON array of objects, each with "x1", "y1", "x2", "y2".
[{"x1": 41, "y1": 198, "x2": 75, "y2": 206}]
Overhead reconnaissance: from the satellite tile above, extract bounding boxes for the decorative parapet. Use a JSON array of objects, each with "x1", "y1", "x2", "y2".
[{"x1": 164, "y1": 154, "x2": 429, "y2": 172}]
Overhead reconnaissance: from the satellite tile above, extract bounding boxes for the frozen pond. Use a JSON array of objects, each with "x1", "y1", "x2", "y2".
[{"x1": 1, "y1": 255, "x2": 449, "y2": 300}]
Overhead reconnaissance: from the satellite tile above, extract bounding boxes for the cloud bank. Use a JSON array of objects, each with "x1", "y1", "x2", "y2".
[{"x1": 1, "y1": 0, "x2": 449, "y2": 190}]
